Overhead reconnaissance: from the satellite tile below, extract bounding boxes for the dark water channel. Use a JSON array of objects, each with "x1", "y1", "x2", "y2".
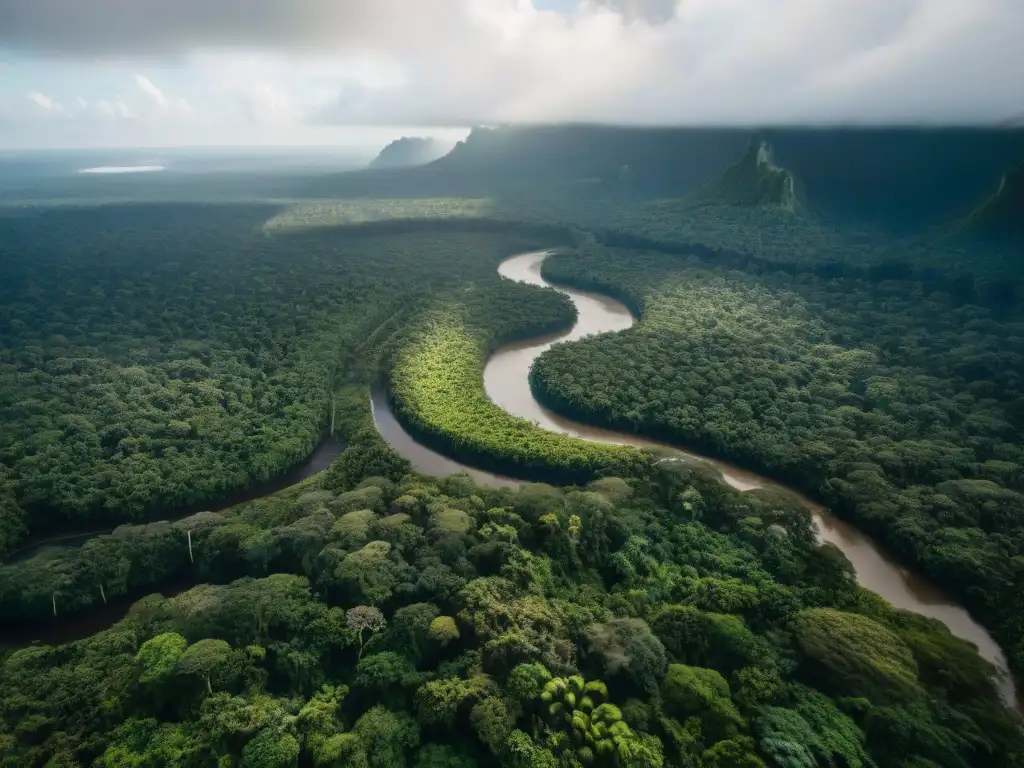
[
  {"x1": 0, "y1": 435, "x2": 344, "y2": 647},
  {"x1": 373, "y1": 250, "x2": 1020, "y2": 709},
  {"x1": 8, "y1": 435, "x2": 345, "y2": 564}
]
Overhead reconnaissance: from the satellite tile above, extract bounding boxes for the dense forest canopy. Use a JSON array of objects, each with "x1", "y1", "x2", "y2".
[
  {"x1": 386, "y1": 278, "x2": 649, "y2": 485},
  {"x1": 531, "y1": 245, "x2": 1024, "y2": 695},
  {"x1": 4, "y1": 458, "x2": 1023, "y2": 766},
  {"x1": 1, "y1": 125, "x2": 1023, "y2": 766},
  {"x1": 0, "y1": 208, "x2": 562, "y2": 553},
  {"x1": 289, "y1": 127, "x2": 1024, "y2": 283}
]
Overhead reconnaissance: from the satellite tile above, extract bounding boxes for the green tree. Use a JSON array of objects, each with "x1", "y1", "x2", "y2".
[
  {"x1": 508, "y1": 662, "x2": 553, "y2": 705},
  {"x1": 428, "y1": 616, "x2": 460, "y2": 647},
  {"x1": 789, "y1": 608, "x2": 921, "y2": 702},
  {"x1": 77, "y1": 537, "x2": 131, "y2": 605},
  {"x1": 176, "y1": 639, "x2": 237, "y2": 695},
  {"x1": 387, "y1": 603, "x2": 441, "y2": 662},
  {"x1": 701, "y1": 736, "x2": 766, "y2": 768},
  {"x1": 352, "y1": 706, "x2": 420, "y2": 767},
  {"x1": 585, "y1": 617, "x2": 667, "y2": 694},
  {"x1": 470, "y1": 696, "x2": 515, "y2": 753},
  {"x1": 136, "y1": 632, "x2": 188, "y2": 690},
  {"x1": 503, "y1": 729, "x2": 559, "y2": 768},
  {"x1": 661, "y1": 665, "x2": 744, "y2": 743},
  {"x1": 415, "y1": 676, "x2": 492, "y2": 727},
  {"x1": 333, "y1": 541, "x2": 407, "y2": 605},
  {"x1": 241, "y1": 728, "x2": 300, "y2": 768},
  {"x1": 355, "y1": 652, "x2": 423, "y2": 705}
]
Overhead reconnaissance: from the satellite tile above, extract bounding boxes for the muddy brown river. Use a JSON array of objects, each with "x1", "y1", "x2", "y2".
[{"x1": 374, "y1": 249, "x2": 1020, "y2": 709}]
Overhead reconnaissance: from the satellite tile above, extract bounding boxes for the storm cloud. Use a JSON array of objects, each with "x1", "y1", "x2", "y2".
[
  {"x1": 0, "y1": 0, "x2": 1021, "y2": 126},
  {"x1": 0, "y1": 0, "x2": 436, "y2": 57}
]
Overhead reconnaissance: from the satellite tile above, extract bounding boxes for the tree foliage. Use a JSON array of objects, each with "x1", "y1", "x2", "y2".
[
  {"x1": 531, "y1": 244, "x2": 1024, "y2": 683},
  {"x1": 0, "y1": 211, "x2": 1021, "y2": 768}
]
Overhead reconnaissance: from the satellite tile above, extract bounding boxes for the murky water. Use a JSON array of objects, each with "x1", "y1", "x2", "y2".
[
  {"x1": 374, "y1": 249, "x2": 1020, "y2": 709},
  {"x1": 370, "y1": 387, "x2": 518, "y2": 488}
]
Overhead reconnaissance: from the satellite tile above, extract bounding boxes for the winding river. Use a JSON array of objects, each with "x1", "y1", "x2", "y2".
[
  {"x1": 8, "y1": 435, "x2": 346, "y2": 564},
  {"x1": 374, "y1": 249, "x2": 1020, "y2": 709},
  {"x1": 4, "y1": 249, "x2": 1016, "y2": 710}
]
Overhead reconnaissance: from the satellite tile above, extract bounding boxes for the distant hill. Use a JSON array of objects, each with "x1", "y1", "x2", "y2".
[
  {"x1": 701, "y1": 139, "x2": 803, "y2": 210},
  {"x1": 369, "y1": 137, "x2": 450, "y2": 170},
  {"x1": 765, "y1": 128, "x2": 1024, "y2": 230},
  {"x1": 963, "y1": 160, "x2": 1024, "y2": 237},
  {"x1": 308, "y1": 125, "x2": 1024, "y2": 230},
  {"x1": 424, "y1": 124, "x2": 748, "y2": 194}
]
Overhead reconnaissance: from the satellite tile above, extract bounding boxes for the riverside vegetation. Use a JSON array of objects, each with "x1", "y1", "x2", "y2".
[
  {"x1": 386, "y1": 280, "x2": 648, "y2": 485},
  {"x1": 2, "y1": 126, "x2": 1024, "y2": 766},
  {"x1": 530, "y1": 244, "x2": 1024, "y2": 697},
  {"x1": 4, "y1": 443, "x2": 1024, "y2": 766}
]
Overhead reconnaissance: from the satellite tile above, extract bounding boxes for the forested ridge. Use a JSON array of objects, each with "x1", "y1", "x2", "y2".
[
  {"x1": 307, "y1": 125, "x2": 1024, "y2": 229},
  {"x1": 293, "y1": 125, "x2": 1024, "y2": 281},
  {"x1": 531, "y1": 245, "x2": 1024, "y2": 690},
  {"x1": 0, "y1": 387, "x2": 406, "y2": 629}
]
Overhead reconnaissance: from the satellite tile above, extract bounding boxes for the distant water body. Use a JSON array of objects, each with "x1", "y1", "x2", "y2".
[{"x1": 78, "y1": 165, "x2": 167, "y2": 174}]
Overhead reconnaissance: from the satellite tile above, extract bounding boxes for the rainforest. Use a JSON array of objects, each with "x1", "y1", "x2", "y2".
[{"x1": 1, "y1": 126, "x2": 1024, "y2": 768}]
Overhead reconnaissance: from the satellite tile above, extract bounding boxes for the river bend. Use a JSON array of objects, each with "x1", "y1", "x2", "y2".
[{"x1": 373, "y1": 249, "x2": 1019, "y2": 708}]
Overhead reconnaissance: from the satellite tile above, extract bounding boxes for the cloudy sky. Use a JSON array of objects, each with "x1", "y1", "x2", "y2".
[{"x1": 0, "y1": 0, "x2": 1021, "y2": 148}]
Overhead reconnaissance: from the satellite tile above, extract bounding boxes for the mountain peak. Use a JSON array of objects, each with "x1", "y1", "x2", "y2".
[
  {"x1": 701, "y1": 137, "x2": 803, "y2": 211},
  {"x1": 369, "y1": 137, "x2": 451, "y2": 170}
]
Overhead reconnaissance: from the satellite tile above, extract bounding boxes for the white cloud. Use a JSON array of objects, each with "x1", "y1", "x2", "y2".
[
  {"x1": 28, "y1": 91, "x2": 62, "y2": 112},
  {"x1": 295, "y1": 0, "x2": 1024, "y2": 125},
  {"x1": 135, "y1": 73, "x2": 193, "y2": 117},
  {"x1": 2, "y1": 0, "x2": 1023, "y2": 142},
  {"x1": 95, "y1": 98, "x2": 137, "y2": 120},
  {"x1": 135, "y1": 74, "x2": 167, "y2": 108},
  {"x1": 20, "y1": 74, "x2": 194, "y2": 131},
  {"x1": 187, "y1": 50, "x2": 404, "y2": 128}
]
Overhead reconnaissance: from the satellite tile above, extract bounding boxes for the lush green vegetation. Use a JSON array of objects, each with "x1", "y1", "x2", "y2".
[
  {"x1": 0, "y1": 207, "x2": 561, "y2": 556},
  {"x1": 3, "y1": 128, "x2": 1024, "y2": 766},
  {"x1": 4, "y1": 453, "x2": 1021, "y2": 766},
  {"x1": 267, "y1": 190, "x2": 1024, "y2": 288},
  {"x1": 531, "y1": 244, "x2": 1024, "y2": 686},
  {"x1": 263, "y1": 198, "x2": 497, "y2": 232},
  {"x1": 0, "y1": 386, "x2": 407, "y2": 627},
  {"x1": 699, "y1": 141, "x2": 802, "y2": 211},
  {"x1": 387, "y1": 280, "x2": 648, "y2": 485}
]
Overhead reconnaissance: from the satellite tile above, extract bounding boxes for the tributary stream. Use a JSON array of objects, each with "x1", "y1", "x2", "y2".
[{"x1": 373, "y1": 250, "x2": 1020, "y2": 709}]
